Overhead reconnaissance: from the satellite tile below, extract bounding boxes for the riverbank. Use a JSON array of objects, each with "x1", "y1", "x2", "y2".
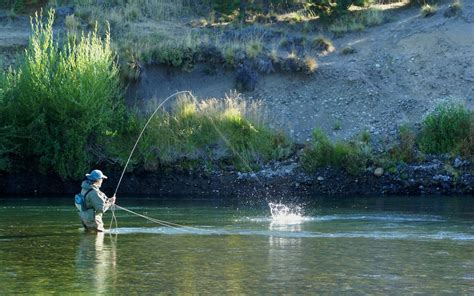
[{"x1": 1, "y1": 155, "x2": 472, "y2": 198}]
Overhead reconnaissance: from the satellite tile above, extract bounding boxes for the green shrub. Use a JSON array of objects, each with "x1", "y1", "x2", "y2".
[
  {"x1": 301, "y1": 129, "x2": 371, "y2": 175},
  {"x1": 0, "y1": 9, "x2": 124, "y2": 179},
  {"x1": 419, "y1": 103, "x2": 472, "y2": 156}
]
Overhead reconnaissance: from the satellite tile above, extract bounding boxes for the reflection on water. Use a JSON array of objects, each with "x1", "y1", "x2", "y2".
[
  {"x1": 268, "y1": 223, "x2": 302, "y2": 247},
  {"x1": 76, "y1": 233, "x2": 116, "y2": 293}
]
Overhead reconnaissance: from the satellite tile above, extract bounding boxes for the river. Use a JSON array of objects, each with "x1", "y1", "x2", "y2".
[{"x1": 0, "y1": 196, "x2": 473, "y2": 294}]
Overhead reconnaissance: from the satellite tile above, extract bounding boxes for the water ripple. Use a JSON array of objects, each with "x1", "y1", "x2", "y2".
[{"x1": 108, "y1": 227, "x2": 473, "y2": 241}]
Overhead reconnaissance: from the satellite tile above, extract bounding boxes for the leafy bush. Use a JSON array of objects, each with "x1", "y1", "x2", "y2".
[
  {"x1": 0, "y1": 10, "x2": 124, "y2": 179},
  {"x1": 419, "y1": 103, "x2": 472, "y2": 156},
  {"x1": 302, "y1": 129, "x2": 371, "y2": 175}
]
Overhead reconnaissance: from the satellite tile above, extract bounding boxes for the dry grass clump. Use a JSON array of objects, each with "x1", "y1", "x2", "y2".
[
  {"x1": 311, "y1": 36, "x2": 335, "y2": 52},
  {"x1": 303, "y1": 57, "x2": 318, "y2": 74},
  {"x1": 444, "y1": 0, "x2": 462, "y2": 17},
  {"x1": 341, "y1": 46, "x2": 356, "y2": 54},
  {"x1": 450, "y1": 0, "x2": 462, "y2": 10},
  {"x1": 329, "y1": 8, "x2": 384, "y2": 36},
  {"x1": 420, "y1": 4, "x2": 437, "y2": 17},
  {"x1": 246, "y1": 38, "x2": 264, "y2": 59}
]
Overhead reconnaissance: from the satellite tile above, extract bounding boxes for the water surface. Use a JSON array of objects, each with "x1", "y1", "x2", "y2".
[{"x1": 0, "y1": 196, "x2": 473, "y2": 294}]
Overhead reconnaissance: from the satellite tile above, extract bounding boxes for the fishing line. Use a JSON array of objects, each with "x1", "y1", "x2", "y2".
[
  {"x1": 113, "y1": 204, "x2": 208, "y2": 233},
  {"x1": 109, "y1": 90, "x2": 268, "y2": 232}
]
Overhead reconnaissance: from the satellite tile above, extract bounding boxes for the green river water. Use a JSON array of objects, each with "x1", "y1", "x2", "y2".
[{"x1": 0, "y1": 196, "x2": 473, "y2": 294}]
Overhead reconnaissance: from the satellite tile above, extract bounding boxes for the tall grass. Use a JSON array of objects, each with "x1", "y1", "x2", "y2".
[
  {"x1": 105, "y1": 93, "x2": 293, "y2": 172},
  {"x1": 0, "y1": 9, "x2": 124, "y2": 179}
]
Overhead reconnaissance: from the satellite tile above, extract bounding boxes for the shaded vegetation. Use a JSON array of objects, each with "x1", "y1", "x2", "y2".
[
  {"x1": 301, "y1": 129, "x2": 372, "y2": 175},
  {"x1": 419, "y1": 103, "x2": 473, "y2": 157}
]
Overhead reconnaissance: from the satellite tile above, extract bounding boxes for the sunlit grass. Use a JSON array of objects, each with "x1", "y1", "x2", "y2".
[{"x1": 106, "y1": 92, "x2": 293, "y2": 172}]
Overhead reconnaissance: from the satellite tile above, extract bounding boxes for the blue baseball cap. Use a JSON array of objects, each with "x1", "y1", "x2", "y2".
[{"x1": 86, "y1": 169, "x2": 108, "y2": 181}]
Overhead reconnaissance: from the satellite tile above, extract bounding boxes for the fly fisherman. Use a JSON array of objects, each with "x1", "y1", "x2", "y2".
[{"x1": 79, "y1": 169, "x2": 116, "y2": 232}]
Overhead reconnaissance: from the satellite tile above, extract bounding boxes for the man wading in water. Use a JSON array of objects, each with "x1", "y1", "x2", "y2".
[{"x1": 79, "y1": 170, "x2": 116, "y2": 232}]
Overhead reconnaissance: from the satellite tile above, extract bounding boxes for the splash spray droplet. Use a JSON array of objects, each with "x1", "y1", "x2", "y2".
[{"x1": 268, "y1": 203, "x2": 304, "y2": 224}]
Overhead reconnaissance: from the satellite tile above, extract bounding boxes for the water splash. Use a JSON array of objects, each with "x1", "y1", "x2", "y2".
[{"x1": 268, "y1": 203, "x2": 305, "y2": 225}]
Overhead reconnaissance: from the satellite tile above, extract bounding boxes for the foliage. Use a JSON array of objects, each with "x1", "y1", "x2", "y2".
[
  {"x1": 301, "y1": 129, "x2": 371, "y2": 175},
  {"x1": 419, "y1": 103, "x2": 472, "y2": 157},
  {"x1": 0, "y1": 9, "x2": 124, "y2": 179}
]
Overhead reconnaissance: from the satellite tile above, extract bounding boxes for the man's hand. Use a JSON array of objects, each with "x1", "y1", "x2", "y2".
[{"x1": 109, "y1": 194, "x2": 116, "y2": 204}]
